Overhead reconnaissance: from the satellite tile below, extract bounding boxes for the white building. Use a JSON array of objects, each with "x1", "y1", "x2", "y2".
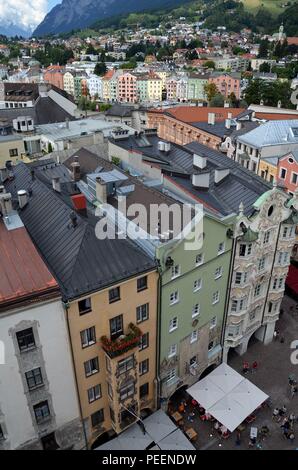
[
  {"x1": 0, "y1": 195, "x2": 85, "y2": 450},
  {"x1": 87, "y1": 74, "x2": 103, "y2": 99}
]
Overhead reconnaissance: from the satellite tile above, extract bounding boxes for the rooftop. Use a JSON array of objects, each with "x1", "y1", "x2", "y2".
[
  {"x1": 238, "y1": 120, "x2": 298, "y2": 148},
  {"x1": 0, "y1": 219, "x2": 59, "y2": 312},
  {"x1": 150, "y1": 106, "x2": 246, "y2": 124},
  {"x1": 3, "y1": 162, "x2": 156, "y2": 301}
]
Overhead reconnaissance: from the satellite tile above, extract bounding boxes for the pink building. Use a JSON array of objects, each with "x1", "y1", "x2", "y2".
[
  {"x1": 209, "y1": 73, "x2": 241, "y2": 100},
  {"x1": 277, "y1": 151, "x2": 298, "y2": 196},
  {"x1": 43, "y1": 65, "x2": 65, "y2": 90},
  {"x1": 117, "y1": 73, "x2": 138, "y2": 103}
]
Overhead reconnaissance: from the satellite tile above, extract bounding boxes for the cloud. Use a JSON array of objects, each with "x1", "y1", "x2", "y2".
[{"x1": 0, "y1": 0, "x2": 48, "y2": 32}]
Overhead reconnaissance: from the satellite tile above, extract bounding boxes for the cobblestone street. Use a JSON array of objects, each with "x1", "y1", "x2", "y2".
[{"x1": 170, "y1": 295, "x2": 298, "y2": 451}]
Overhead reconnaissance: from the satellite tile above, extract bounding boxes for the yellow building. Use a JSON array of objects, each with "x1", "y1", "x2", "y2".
[
  {"x1": 0, "y1": 135, "x2": 25, "y2": 167},
  {"x1": 156, "y1": 70, "x2": 168, "y2": 89},
  {"x1": 63, "y1": 71, "x2": 75, "y2": 97},
  {"x1": 147, "y1": 74, "x2": 163, "y2": 102},
  {"x1": 258, "y1": 157, "x2": 278, "y2": 184},
  {"x1": 67, "y1": 270, "x2": 158, "y2": 447}
]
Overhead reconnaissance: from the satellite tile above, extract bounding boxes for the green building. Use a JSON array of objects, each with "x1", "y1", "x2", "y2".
[{"x1": 187, "y1": 73, "x2": 210, "y2": 102}]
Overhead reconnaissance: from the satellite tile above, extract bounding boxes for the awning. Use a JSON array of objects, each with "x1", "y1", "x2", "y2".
[
  {"x1": 286, "y1": 264, "x2": 298, "y2": 295},
  {"x1": 157, "y1": 429, "x2": 196, "y2": 450},
  {"x1": 187, "y1": 363, "x2": 269, "y2": 433}
]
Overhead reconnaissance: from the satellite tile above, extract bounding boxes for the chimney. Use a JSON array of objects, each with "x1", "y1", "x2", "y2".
[
  {"x1": 236, "y1": 121, "x2": 242, "y2": 131},
  {"x1": 18, "y1": 190, "x2": 28, "y2": 209},
  {"x1": 208, "y1": 112, "x2": 215, "y2": 125},
  {"x1": 225, "y1": 119, "x2": 231, "y2": 129},
  {"x1": 52, "y1": 176, "x2": 61, "y2": 192},
  {"x1": 277, "y1": 100, "x2": 282, "y2": 109},
  {"x1": 193, "y1": 154, "x2": 207, "y2": 170},
  {"x1": 0, "y1": 185, "x2": 5, "y2": 194},
  {"x1": 0, "y1": 193, "x2": 13, "y2": 215},
  {"x1": 65, "y1": 117, "x2": 70, "y2": 129},
  {"x1": 224, "y1": 101, "x2": 230, "y2": 108},
  {"x1": 228, "y1": 112, "x2": 233, "y2": 119},
  {"x1": 0, "y1": 167, "x2": 8, "y2": 183},
  {"x1": 71, "y1": 156, "x2": 81, "y2": 182},
  {"x1": 69, "y1": 211, "x2": 78, "y2": 228},
  {"x1": 214, "y1": 169, "x2": 230, "y2": 184},
  {"x1": 96, "y1": 176, "x2": 107, "y2": 204},
  {"x1": 192, "y1": 172, "x2": 210, "y2": 189}
]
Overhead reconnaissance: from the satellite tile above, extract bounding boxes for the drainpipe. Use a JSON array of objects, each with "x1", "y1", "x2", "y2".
[
  {"x1": 155, "y1": 263, "x2": 163, "y2": 410},
  {"x1": 64, "y1": 301, "x2": 89, "y2": 450},
  {"x1": 260, "y1": 222, "x2": 282, "y2": 328},
  {"x1": 220, "y1": 231, "x2": 241, "y2": 363}
]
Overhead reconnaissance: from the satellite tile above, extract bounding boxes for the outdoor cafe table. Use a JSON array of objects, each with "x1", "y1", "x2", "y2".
[
  {"x1": 172, "y1": 411, "x2": 183, "y2": 424},
  {"x1": 185, "y1": 428, "x2": 197, "y2": 442}
]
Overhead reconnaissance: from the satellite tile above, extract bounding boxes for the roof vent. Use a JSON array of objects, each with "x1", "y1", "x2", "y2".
[
  {"x1": 193, "y1": 153, "x2": 207, "y2": 170},
  {"x1": 214, "y1": 169, "x2": 230, "y2": 184},
  {"x1": 69, "y1": 211, "x2": 78, "y2": 228},
  {"x1": 17, "y1": 190, "x2": 28, "y2": 209},
  {"x1": 192, "y1": 172, "x2": 210, "y2": 189},
  {"x1": 158, "y1": 141, "x2": 165, "y2": 152},
  {"x1": 208, "y1": 112, "x2": 215, "y2": 125}
]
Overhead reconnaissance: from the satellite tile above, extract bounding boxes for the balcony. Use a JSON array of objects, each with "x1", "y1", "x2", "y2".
[{"x1": 101, "y1": 323, "x2": 142, "y2": 358}]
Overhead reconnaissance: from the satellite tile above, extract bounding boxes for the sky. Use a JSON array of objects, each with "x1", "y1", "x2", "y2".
[{"x1": 0, "y1": 0, "x2": 61, "y2": 32}]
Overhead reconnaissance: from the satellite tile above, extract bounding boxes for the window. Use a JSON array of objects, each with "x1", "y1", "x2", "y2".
[
  {"x1": 88, "y1": 385, "x2": 102, "y2": 403},
  {"x1": 169, "y1": 317, "x2": 178, "y2": 332},
  {"x1": 25, "y1": 368, "x2": 43, "y2": 390},
  {"x1": 120, "y1": 382, "x2": 135, "y2": 401},
  {"x1": 171, "y1": 265, "x2": 181, "y2": 278},
  {"x1": 109, "y1": 286, "x2": 120, "y2": 303},
  {"x1": 272, "y1": 277, "x2": 284, "y2": 290},
  {"x1": 210, "y1": 316, "x2": 217, "y2": 329},
  {"x1": 214, "y1": 267, "x2": 223, "y2": 279},
  {"x1": 139, "y1": 359, "x2": 149, "y2": 376},
  {"x1": 280, "y1": 168, "x2": 287, "y2": 179},
  {"x1": 105, "y1": 356, "x2": 111, "y2": 372},
  {"x1": 84, "y1": 357, "x2": 99, "y2": 377},
  {"x1": 254, "y1": 284, "x2": 262, "y2": 297},
  {"x1": 277, "y1": 252, "x2": 289, "y2": 266},
  {"x1": 78, "y1": 297, "x2": 91, "y2": 315},
  {"x1": 137, "y1": 276, "x2": 147, "y2": 292},
  {"x1": 195, "y1": 253, "x2": 204, "y2": 266},
  {"x1": 190, "y1": 330, "x2": 198, "y2": 343},
  {"x1": 166, "y1": 368, "x2": 177, "y2": 383},
  {"x1": 193, "y1": 279, "x2": 202, "y2": 292},
  {"x1": 263, "y1": 231, "x2": 270, "y2": 244},
  {"x1": 192, "y1": 304, "x2": 200, "y2": 318},
  {"x1": 208, "y1": 341, "x2": 214, "y2": 351},
  {"x1": 107, "y1": 382, "x2": 113, "y2": 399},
  {"x1": 218, "y1": 242, "x2": 225, "y2": 254},
  {"x1": 231, "y1": 298, "x2": 246, "y2": 313},
  {"x1": 291, "y1": 173, "x2": 298, "y2": 185},
  {"x1": 80, "y1": 326, "x2": 96, "y2": 348},
  {"x1": 168, "y1": 344, "x2": 177, "y2": 358},
  {"x1": 16, "y1": 328, "x2": 35, "y2": 352},
  {"x1": 190, "y1": 356, "x2": 197, "y2": 367},
  {"x1": 110, "y1": 315, "x2": 123, "y2": 340},
  {"x1": 170, "y1": 291, "x2": 179, "y2": 305},
  {"x1": 91, "y1": 409, "x2": 104, "y2": 427},
  {"x1": 258, "y1": 256, "x2": 266, "y2": 271},
  {"x1": 140, "y1": 383, "x2": 149, "y2": 398},
  {"x1": 9, "y1": 148, "x2": 18, "y2": 157},
  {"x1": 136, "y1": 303, "x2": 149, "y2": 323},
  {"x1": 139, "y1": 332, "x2": 149, "y2": 351},
  {"x1": 212, "y1": 291, "x2": 220, "y2": 304},
  {"x1": 282, "y1": 226, "x2": 294, "y2": 239},
  {"x1": 239, "y1": 243, "x2": 252, "y2": 257},
  {"x1": 235, "y1": 272, "x2": 248, "y2": 285},
  {"x1": 33, "y1": 401, "x2": 50, "y2": 424},
  {"x1": 118, "y1": 355, "x2": 134, "y2": 375}
]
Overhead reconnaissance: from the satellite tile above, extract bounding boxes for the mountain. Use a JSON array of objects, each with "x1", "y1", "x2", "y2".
[
  {"x1": 33, "y1": 0, "x2": 188, "y2": 36},
  {"x1": 0, "y1": 22, "x2": 32, "y2": 38}
]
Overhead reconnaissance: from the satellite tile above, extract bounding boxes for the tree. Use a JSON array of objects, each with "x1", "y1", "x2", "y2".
[
  {"x1": 94, "y1": 62, "x2": 107, "y2": 76},
  {"x1": 259, "y1": 62, "x2": 271, "y2": 73},
  {"x1": 210, "y1": 93, "x2": 224, "y2": 107},
  {"x1": 258, "y1": 39, "x2": 269, "y2": 59},
  {"x1": 204, "y1": 60, "x2": 215, "y2": 69},
  {"x1": 228, "y1": 92, "x2": 238, "y2": 107},
  {"x1": 204, "y1": 82, "x2": 218, "y2": 104}
]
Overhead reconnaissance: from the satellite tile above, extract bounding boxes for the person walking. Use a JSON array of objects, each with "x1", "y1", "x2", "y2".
[
  {"x1": 272, "y1": 408, "x2": 280, "y2": 422},
  {"x1": 252, "y1": 361, "x2": 258, "y2": 373}
]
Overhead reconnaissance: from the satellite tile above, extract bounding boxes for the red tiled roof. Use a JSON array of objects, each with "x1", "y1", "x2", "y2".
[
  {"x1": 161, "y1": 106, "x2": 245, "y2": 123},
  {"x1": 0, "y1": 222, "x2": 59, "y2": 309},
  {"x1": 287, "y1": 37, "x2": 298, "y2": 46},
  {"x1": 255, "y1": 112, "x2": 298, "y2": 121}
]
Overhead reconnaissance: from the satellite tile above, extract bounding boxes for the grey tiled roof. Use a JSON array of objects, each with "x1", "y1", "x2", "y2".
[{"x1": 4, "y1": 162, "x2": 156, "y2": 301}]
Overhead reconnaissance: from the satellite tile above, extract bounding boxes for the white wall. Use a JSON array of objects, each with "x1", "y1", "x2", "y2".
[{"x1": 0, "y1": 298, "x2": 80, "y2": 449}]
